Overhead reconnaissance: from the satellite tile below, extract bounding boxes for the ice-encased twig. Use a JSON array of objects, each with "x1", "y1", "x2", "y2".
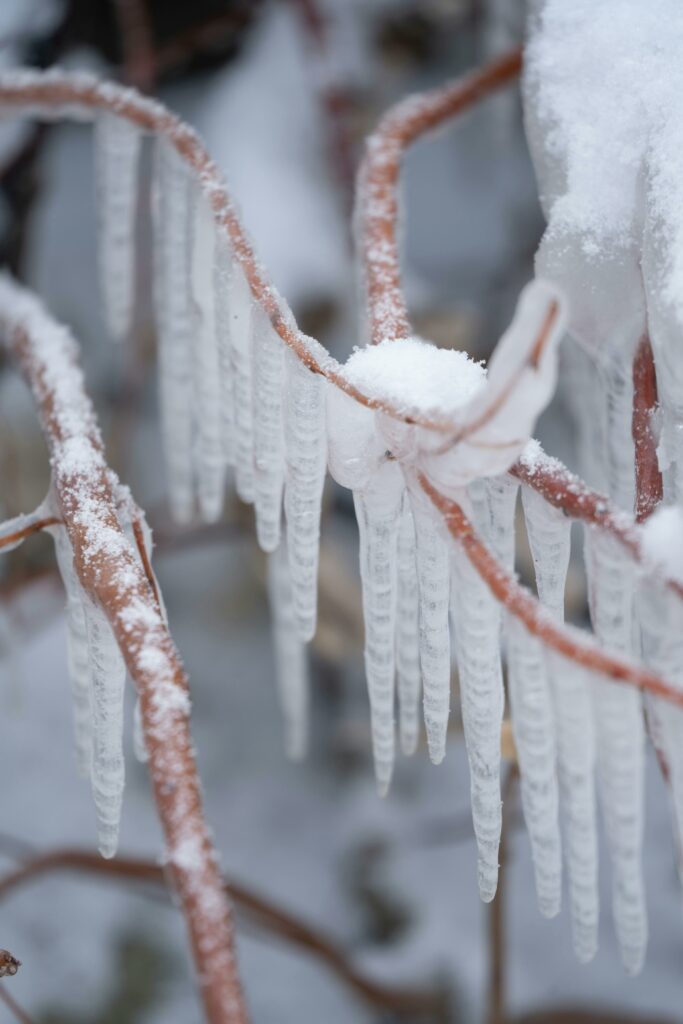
[
  {"x1": 585, "y1": 527, "x2": 647, "y2": 974},
  {"x1": 191, "y1": 188, "x2": 225, "y2": 523},
  {"x1": 396, "y1": 502, "x2": 421, "y2": 755},
  {"x1": 153, "y1": 139, "x2": 195, "y2": 524},
  {"x1": 354, "y1": 461, "x2": 404, "y2": 795},
  {"x1": 284, "y1": 349, "x2": 327, "y2": 641},
  {"x1": 253, "y1": 304, "x2": 285, "y2": 552},
  {"x1": 94, "y1": 111, "x2": 142, "y2": 342},
  {"x1": 267, "y1": 539, "x2": 309, "y2": 761}
]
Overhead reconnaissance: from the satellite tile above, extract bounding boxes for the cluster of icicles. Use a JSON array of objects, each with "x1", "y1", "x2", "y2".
[{"x1": 5, "y1": 80, "x2": 681, "y2": 978}]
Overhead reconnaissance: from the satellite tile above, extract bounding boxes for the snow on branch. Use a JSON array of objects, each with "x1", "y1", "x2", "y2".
[{"x1": 0, "y1": 275, "x2": 246, "y2": 1024}]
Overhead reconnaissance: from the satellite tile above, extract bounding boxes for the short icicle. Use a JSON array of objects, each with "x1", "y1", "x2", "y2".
[
  {"x1": 267, "y1": 537, "x2": 309, "y2": 761},
  {"x1": 585, "y1": 526, "x2": 647, "y2": 975},
  {"x1": 191, "y1": 189, "x2": 225, "y2": 523},
  {"x1": 94, "y1": 111, "x2": 142, "y2": 342},
  {"x1": 252, "y1": 304, "x2": 286, "y2": 553},
  {"x1": 84, "y1": 595, "x2": 127, "y2": 859},
  {"x1": 153, "y1": 139, "x2": 195, "y2": 524},
  {"x1": 284, "y1": 349, "x2": 327, "y2": 641},
  {"x1": 51, "y1": 524, "x2": 94, "y2": 779},
  {"x1": 396, "y1": 501, "x2": 421, "y2": 756},
  {"x1": 354, "y1": 460, "x2": 405, "y2": 795}
]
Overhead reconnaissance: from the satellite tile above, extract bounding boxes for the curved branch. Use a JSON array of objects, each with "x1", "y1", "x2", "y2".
[
  {"x1": 357, "y1": 48, "x2": 523, "y2": 347},
  {"x1": 0, "y1": 848, "x2": 442, "y2": 1019},
  {"x1": 0, "y1": 277, "x2": 246, "y2": 1024},
  {"x1": 419, "y1": 474, "x2": 683, "y2": 705},
  {"x1": 0, "y1": 510, "x2": 61, "y2": 551}
]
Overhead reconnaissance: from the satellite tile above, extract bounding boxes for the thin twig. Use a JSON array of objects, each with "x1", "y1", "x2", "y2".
[
  {"x1": 0, "y1": 985, "x2": 34, "y2": 1024},
  {"x1": 0, "y1": 847, "x2": 444, "y2": 1019}
]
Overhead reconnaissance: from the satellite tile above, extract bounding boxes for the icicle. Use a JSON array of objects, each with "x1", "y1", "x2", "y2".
[
  {"x1": 396, "y1": 502, "x2": 421, "y2": 756},
  {"x1": 153, "y1": 139, "x2": 195, "y2": 524},
  {"x1": 548, "y1": 651, "x2": 599, "y2": 962},
  {"x1": 214, "y1": 234, "x2": 236, "y2": 468},
  {"x1": 284, "y1": 349, "x2": 327, "y2": 640},
  {"x1": 638, "y1": 582, "x2": 683, "y2": 870},
  {"x1": 230, "y1": 261, "x2": 256, "y2": 503},
  {"x1": 84, "y1": 595, "x2": 127, "y2": 859},
  {"x1": 451, "y1": 540, "x2": 505, "y2": 903},
  {"x1": 252, "y1": 304, "x2": 285, "y2": 552},
  {"x1": 513, "y1": 485, "x2": 569, "y2": 916},
  {"x1": 585, "y1": 527, "x2": 647, "y2": 973},
  {"x1": 507, "y1": 617, "x2": 562, "y2": 917},
  {"x1": 94, "y1": 111, "x2": 142, "y2": 341},
  {"x1": 486, "y1": 474, "x2": 518, "y2": 570},
  {"x1": 191, "y1": 189, "x2": 224, "y2": 523},
  {"x1": 51, "y1": 525, "x2": 93, "y2": 779},
  {"x1": 410, "y1": 494, "x2": 452, "y2": 766},
  {"x1": 354, "y1": 460, "x2": 404, "y2": 795},
  {"x1": 267, "y1": 539, "x2": 309, "y2": 761}
]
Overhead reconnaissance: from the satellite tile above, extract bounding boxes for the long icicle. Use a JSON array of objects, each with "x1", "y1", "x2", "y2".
[
  {"x1": 94, "y1": 110, "x2": 142, "y2": 342},
  {"x1": 153, "y1": 139, "x2": 195, "y2": 524},
  {"x1": 253, "y1": 306, "x2": 286, "y2": 553},
  {"x1": 585, "y1": 526, "x2": 647, "y2": 974},
  {"x1": 284, "y1": 349, "x2": 327, "y2": 642},
  {"x1": 191, "y1": 189, "x2": 225, "y2": 523},
  {"x1": 396, "y1": 501, "x2": 421, "y2": 755},
  {"x1": 354, "y1": 461, "x2": 405, "y2": 795}
]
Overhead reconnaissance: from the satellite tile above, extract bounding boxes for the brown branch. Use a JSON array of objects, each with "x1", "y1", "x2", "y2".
[
  {"x1": 419, "y1": 473, "x2": 683, "y2": 703},
  {"x1": 0, "y1": 985, "x2": 33, "y2": 1024},
  {"x1": 632, "y1": 333, "x2": 662, "y2": 523},
  {"x1": 0, "y1": 281, "x2": 247, "y2": 1024},
  {"x1": 0, "y1": 848, "x2": 443, "y2": 1019},
  {"x1": 113, "y1": 0, "x2": 157, "y2": 93},
  {"x1": 357, "y1": 48, "x2": 523, "y2": 347}
]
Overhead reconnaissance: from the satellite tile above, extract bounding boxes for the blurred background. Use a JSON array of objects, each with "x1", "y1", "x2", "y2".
[{"x1": 0, "y1": 1, "x2": 681, "y2": 1021}]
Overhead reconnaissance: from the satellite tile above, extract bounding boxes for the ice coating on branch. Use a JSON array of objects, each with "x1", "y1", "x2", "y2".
[
  {"x1": 486, "y1": 474, "x2": 518, "y2": 569},
  {"x1": 229, "y1": 262, "x2": 256, "y2": 504},
  {"x1": 585, "y1": 528, "x2": 647, "y2": 974},
  {"x1": 51, "y1": 523, "x2": 94, "y2": 779},
  {"x1": 451, "y1": 539, "x2": 504, "y2": 902},
  {"x1": 354, "y1": 461, "x2": 404, "y2": 795},
  {"x1": 267, "y1": 540, "x2": 309, "y2": 761},
  {"x1": 515, "y1": 485, "x2": 569, "y2": 916},
  {"x1": 410, "y1": 491, "x2": 452, "y2": 765},
  {"x1": 423, "y1": 280, "x2": 566, "y2": 492},
  {"x1": 94, "y1": 111, "x2": 141, "y2": 342},
  {"x1": 284, "y1": 350, "x2": 327, "y2": 640},
  {"x1": 326, "y1": 384, "x2": 385, "y2": 491},
  {"x1": 547, "y1": 652, "x2": 599, "y2": 963},
  {"x1": 191, "y1": 188, "x2": 224, "y2": 523},
  {"x1": 396, "y1": 502, "x2": 421, "y2": 756},
  {"x1": 253, "y1": 304, "x2": 285, "y2": 552},
  {"x1": 153, "y1": 139, "x2": 195, "y2": 524}
]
